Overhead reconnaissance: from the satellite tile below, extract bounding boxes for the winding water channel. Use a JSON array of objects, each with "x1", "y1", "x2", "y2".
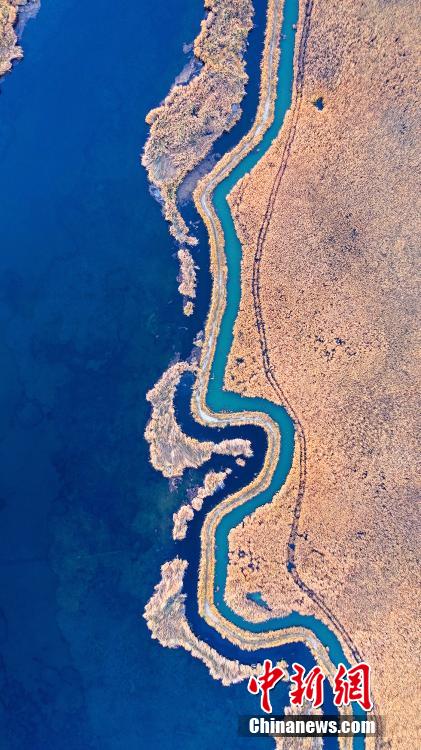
[{"x1": 176, "y1": 0, "x2": 367, "y2": 746}]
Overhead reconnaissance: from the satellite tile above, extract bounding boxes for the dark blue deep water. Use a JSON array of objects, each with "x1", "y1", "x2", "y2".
[{"x1": 0, "y1": 1, "x2": 276, "y2": 748}]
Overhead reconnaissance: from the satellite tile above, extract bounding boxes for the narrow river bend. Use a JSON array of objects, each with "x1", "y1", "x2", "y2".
[{"x1": 172, "y1": 1, "x2": 367, "y2": 747}]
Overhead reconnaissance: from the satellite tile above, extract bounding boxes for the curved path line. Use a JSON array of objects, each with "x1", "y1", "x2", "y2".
[
  {"x1": 192, "y1": 0, "x2": 355, "y2": 659},
  {"x1": 187, "y1": 0, "x2": 376, "y2": 746},
  {"x1": 250, "y1": 0, "x2": 364, "y2": 665}
]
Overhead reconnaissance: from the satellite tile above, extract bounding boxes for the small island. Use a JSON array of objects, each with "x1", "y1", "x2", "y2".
[{"x1": 0, "y1": 0, "x2": 32, "y2": 79}]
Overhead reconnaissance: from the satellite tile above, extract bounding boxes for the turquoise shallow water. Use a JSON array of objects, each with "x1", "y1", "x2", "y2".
[
  {"x1": 207, "y1": 0, "x2": 347, "y2": 668},
  {"x1": 197, "y1": 0, "x2": 366, "y2": 744}
]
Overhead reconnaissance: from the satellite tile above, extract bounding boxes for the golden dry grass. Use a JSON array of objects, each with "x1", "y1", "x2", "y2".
[
  {"x1": 145, "y1": 360, "x2": 252, "y2": 478},
  {"x1": 226, "y1": 1, "x2": 420, "y2": 746},
  {"x1": 142, "y1": 0, "x2": 254, "y2": 245}
]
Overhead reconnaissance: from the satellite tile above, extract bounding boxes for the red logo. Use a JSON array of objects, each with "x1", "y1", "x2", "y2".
[
  {"x1": 290, "y1": 663, "x2": 325, "y2": 708},
  {"x1": 333, "y1": 662, "x2": 373, "y2": 711},
  {"x1": 247, "y1": 659, "x2": 285, "y2": 713},
  {"x1": 247, "y1": 660, "x2": 373, "y2": 713}
]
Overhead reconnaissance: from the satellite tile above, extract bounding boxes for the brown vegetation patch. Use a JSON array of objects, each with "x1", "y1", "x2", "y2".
[
  {"x1": 145, "y1": 361, "x2": 252, "y2": 478},
  {"x1": 142, "y1": 0, "x2": 254, "y2": 245},
  {"x1": 173, "y1": 468, "x2": 231, "y2": 540},
  {"x1": 144, "y1": 557, "x2": 258, "y2": 685},
  {"x1": 0, "y1": 0, "x2": 29, "y2": 77}
]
